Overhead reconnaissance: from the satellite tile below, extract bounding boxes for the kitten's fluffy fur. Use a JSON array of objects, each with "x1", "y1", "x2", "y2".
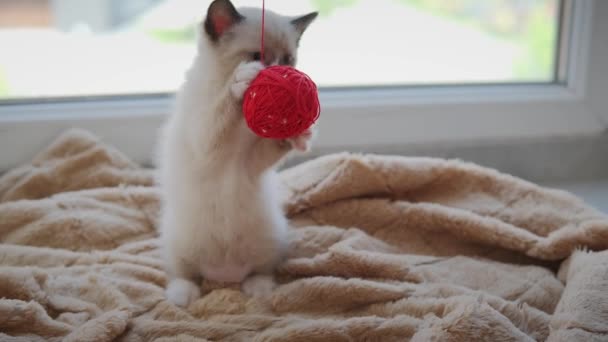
[{"x1": 157, "y1": 0, "x2": 317, "y2": 307}]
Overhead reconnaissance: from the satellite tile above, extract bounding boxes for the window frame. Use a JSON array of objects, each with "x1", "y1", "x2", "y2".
[{"x1": 0, "y1": 0, "x2": 606, "y2": 172}]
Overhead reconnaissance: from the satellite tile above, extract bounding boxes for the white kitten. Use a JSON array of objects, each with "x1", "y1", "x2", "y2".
[{"x1": 156, "y1": 0, "x2": 318, "y2": 307}]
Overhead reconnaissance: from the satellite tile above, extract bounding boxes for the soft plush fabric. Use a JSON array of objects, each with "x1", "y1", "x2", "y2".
[{"x1": 0, "y1": 129, "x2": 607, "y2": 341}]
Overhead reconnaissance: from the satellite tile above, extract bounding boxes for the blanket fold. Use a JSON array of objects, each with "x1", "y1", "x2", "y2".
[{"x1": 1, "y1": 129, "x2": 607, "y2": 341}]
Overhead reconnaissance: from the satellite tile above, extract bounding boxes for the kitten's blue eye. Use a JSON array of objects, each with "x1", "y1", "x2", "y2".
[
  {"x1": 251, "y1": 52, "x2": 261, "y2": 61},
  {"x1": 281, "y1": 55, "x2": 294, "y2": 66}
]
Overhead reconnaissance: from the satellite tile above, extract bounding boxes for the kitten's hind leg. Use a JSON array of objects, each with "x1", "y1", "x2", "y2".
[
  {"x1": 242, "y1": 274, "x2": 277, "y2": 298},
  {"x1": 241, "y1": 252, "x2": 283, "y2": 298},
  {"x1": 166, "y1": 277, "x2": 201, "y2": 307},
  {"x1": 163, "y1": 244, "x2": 201, "y2": 307}
]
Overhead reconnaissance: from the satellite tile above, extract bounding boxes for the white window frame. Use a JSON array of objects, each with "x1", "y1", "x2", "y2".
[{"x1": 0, "y1": 0, "x2": 606, "y2": 172}]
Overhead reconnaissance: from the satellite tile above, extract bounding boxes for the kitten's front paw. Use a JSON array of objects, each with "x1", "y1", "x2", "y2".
[
  {"x1": 286, "y1": 125, "x2": 316, "y2": 152},
  {"x1": 242, "y1": 274, "x2": 276, "y2": 298},
  {"x1": 166, "y1": 278, "x2": 201, "y2": 307},
  {"x1": 231, "y1": 61, "x2": 265, "y2": 100}
]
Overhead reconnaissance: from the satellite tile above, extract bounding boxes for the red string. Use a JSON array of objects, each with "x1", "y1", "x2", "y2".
[
  {"x1": 242, "y1": 0, "x2": 320, "y2": 139},
  {"x1": 260, "y1": 0, "x2": 265, "y2": 64}
]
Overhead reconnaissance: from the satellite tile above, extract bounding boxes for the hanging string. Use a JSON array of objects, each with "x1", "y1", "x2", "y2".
[
  {"x1": 242, "y1": 0, "x2": 320, "y2": 139},
  {"x1": 260, "y1": 0, "x2": 266, "y2": 63}
]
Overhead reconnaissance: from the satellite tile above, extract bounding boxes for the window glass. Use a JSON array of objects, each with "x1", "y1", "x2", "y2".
[{"x1": 0, "y1": 0, "x2": 561, "y2": 100}]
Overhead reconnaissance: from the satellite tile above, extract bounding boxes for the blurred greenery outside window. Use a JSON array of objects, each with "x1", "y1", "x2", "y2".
[{"x1": 0, "y1": 0, "x2": 560, "y2": 101}]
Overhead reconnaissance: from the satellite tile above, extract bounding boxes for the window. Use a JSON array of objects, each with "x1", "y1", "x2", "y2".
[
  {"x1": 1, "y1": 0, "x2": 560, "y2": 101},
  {"x1": 301, "y1": 0, "x2": 562, "y2": 87},
  {"x1": 0, "y1": 0, "x2": 606, "y2": 173}
]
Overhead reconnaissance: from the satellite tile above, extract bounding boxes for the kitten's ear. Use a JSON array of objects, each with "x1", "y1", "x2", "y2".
[
  {"x1": 291, "y1": 12, "x2": 318, "y2": 37},
  {"x1": 204, "y1": 0, "x2": 243, "y2": 42}
]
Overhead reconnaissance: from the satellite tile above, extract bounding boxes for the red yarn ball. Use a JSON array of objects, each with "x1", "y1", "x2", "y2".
[{"x1": 243, "y1": 65, "x2": 320, "y2": 139}]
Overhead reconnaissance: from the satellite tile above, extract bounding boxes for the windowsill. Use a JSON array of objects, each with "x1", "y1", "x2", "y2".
[
  {"x1": 0, "y1": 1, "x2": 606, "y2": 174},
  {"x1": 544, "y1": 180, "x2": 608, "y2": 214},
  {"x1": 286, "y1": 131, "x2": 608, "y2": 184}
]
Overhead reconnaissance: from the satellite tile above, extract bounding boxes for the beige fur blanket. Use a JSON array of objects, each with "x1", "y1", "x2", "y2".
[{"x1": 1, "y1": 129, "x2": 607, "y2": 342}]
